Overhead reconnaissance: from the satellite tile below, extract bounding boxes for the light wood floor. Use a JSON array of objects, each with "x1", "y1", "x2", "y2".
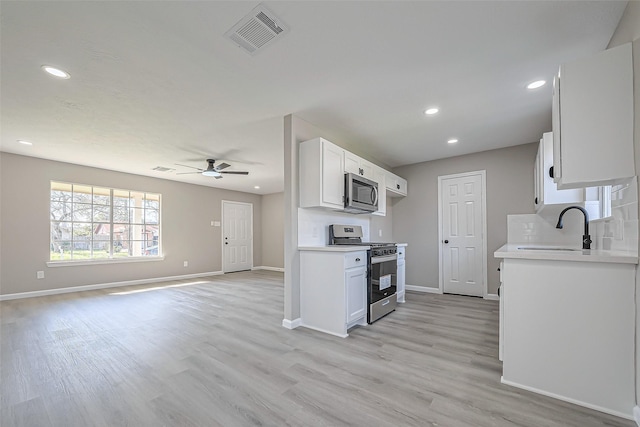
[{"x1": 1, "y1": 271, "x2": 634, "y2": 426}]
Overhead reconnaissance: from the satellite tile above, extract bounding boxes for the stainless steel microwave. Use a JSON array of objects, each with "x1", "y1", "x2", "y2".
[{"x1": 344, "y1": 173, "x2": 378, "y2": 213}]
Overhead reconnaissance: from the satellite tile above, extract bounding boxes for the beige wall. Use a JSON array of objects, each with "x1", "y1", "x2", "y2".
[
  {"x1": 392, "y1": 143, "x2": 538, "y2": 294},
  {"x1": 0, "y1": 152, "x2": 262, "y2": 296},
  {"x1": 607, "y1": 0, "x2": 640, "y2": 411},
  {"x1": 261, "y1": 192, "x2": 284, "y2": 269}
]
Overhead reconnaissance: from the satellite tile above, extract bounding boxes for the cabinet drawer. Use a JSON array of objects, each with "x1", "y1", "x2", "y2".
[{"x1": 345, "y1": 251, "x2": 367, "y2": 269}]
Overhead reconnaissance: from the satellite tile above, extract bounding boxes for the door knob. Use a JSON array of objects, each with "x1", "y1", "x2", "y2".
[{"x1": 443, "y1": 240, "x2": 449, "y2": 244}]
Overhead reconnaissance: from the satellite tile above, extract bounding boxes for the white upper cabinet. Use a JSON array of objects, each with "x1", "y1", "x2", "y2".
[
  {"x1": 344, "y1": 151, "x2": 375, "y2": 180},
  {"x1": 299, "y1": 138, "x2": 345, "y2": 210},
  {"x1": 372, "y1": 166, "x2": 387, "y2": 216},
  {"x1": 386, "y1": 171, "x2": 407, "y2": 197},
  {"x1": 534, "y1": 132, "x2": 583, "y2": 212},
  {"x1": 552, "y1": 42, "x2": 634, "y2": 189}
]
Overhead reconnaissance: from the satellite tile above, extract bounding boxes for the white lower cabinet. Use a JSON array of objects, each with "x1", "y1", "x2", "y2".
[
  {"x1": 498, "y1": 260, "x2": 504, "y2": 362},
  {"x1": 396, "y1": 244, "x2": 406, "y2": 303},
  {"x1": 300, "y1": 249, "x2": 368, "y2": 337},
  {"x1": 500, "y1": 258, "x2": 635, "y2": 417}
]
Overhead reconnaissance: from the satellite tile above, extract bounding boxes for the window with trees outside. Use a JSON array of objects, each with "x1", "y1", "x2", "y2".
[{"x1": 50, "y1": 182, "x2": 161, "y2": 261}]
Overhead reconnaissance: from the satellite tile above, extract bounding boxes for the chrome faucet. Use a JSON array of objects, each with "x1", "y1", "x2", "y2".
[{"x1": 556, "y1": 206, "x2": 592, "y2": 250}]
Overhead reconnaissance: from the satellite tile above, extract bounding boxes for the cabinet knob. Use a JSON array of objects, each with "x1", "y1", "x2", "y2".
[
  {"x1": 534, "y1": 197, "x2": 538, "y2": 204},
  {"x1": 396, "y1": 184, "x2": 400, "y2": 190},
  {"x1": 549, "y1": 166, "x2": 554, "y2": 178},
  {"x1": 443, "y1": 240, "x2": 449, "y2": 244},
  {"x1": 355, "y1": 258, "x2": 361, "y2": 262}
]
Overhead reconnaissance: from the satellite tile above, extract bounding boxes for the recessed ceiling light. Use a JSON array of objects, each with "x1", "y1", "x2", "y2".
[
  {"x1": 424, "y1": 108, "x2": 439, "y2": 115},
  {"x1": 447, "y1": 139, "x2": 458, "y2": 144},
  {"x1": 254, "y1": 186, "x2": 260, "y2": 189},
  {"x1": 17, "y1": 140, "x2": 33, "y2": 146},
  {"x1": 526, "y1": 80, "x2": 546, "y2": 90},
  {"x1": 42, "y1": 65, "x2": 71, "y2": 79}
]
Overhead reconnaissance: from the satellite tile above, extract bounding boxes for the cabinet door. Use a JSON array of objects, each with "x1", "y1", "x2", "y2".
[
  {"x1": 534, "y1": 140, "x2": 542, "y2": 210},
  {"x1": 322, "y1": 141, "x2": 345, "y2": 207},
  {"x1": 345, "y1": 266, "x2": 367, "y2": 324},
  {"x1": 396, "y1": 177, "x2": 407, "y2": 195},
  {"x1": 344, "y1": 151, "x2": 360, "y2": 175},
  {"x1": 554, "y1": 43, "x2": 634, "y2": 189},
  {"x1": 397, "y1": 258, "x2": 406, "y2": 303},
  {"x1": 373, "y1": 167, "x2": 386, "y2": 216},
  {"x1": 360, "y1": 160, "x2": 375, "y2": 180}
]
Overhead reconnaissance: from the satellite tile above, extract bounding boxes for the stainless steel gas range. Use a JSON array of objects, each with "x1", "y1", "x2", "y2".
[{"x1": 329, "y1": 224, "x2": 397, "y2": 323}]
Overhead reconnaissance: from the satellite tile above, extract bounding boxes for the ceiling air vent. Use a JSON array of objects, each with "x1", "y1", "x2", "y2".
[
  {"x1": 224, "y1": 4, "x2": 289, "y2": 55},
  {"x1": 152, "y1": 166, "x2": 175, "y2": 172}
]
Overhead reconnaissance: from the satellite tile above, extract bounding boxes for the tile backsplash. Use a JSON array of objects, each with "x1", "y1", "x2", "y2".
[
  {"x1": 507, "y1": 176, "x2": 638, "y2": 255},
  {"x1": 298, "y1": 208, "x2": 370, "y2": 246}
]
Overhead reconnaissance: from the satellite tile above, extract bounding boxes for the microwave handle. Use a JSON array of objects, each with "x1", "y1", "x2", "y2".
[{"x1": 371, "y1": 186, "x2": 378, "y2": 206}]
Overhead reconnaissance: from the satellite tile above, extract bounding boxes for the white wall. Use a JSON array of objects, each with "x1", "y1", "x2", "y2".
[{"x1": 0, "y1": 153, "x2": 263, "y2": 296}]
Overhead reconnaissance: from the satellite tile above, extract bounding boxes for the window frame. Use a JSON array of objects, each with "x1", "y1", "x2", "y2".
[{"x1": 48, "y1": 181, "x2": 163, "y2": 266}]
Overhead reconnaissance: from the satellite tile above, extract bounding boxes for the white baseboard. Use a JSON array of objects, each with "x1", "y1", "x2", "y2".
[
  {"x1": 299, "y1": 322, "x2": 348, "y2": 338},
  {"x1": 501, "y1": 376, "x2": 633, "y2": 421},
  {"x1": 252, "y1": 266, "x2": 285, "y2": 272},
  {"x1": 484, "y1": 293, "x2": 499, "y2": 301},
  {"x1": 0, "y1": 271, "x2": 223, "y2": 301},
  {"x1": 282, "y1": 318, "x2": 301, "y2": 329},
  {"x1": 406, "y1": 284, "x2": 441, "y2": 294},
  {"x1": 634, "y1": 405, "x2": 640, "y2": 426}
]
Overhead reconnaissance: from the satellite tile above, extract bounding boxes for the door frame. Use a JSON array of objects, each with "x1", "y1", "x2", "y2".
[
  {"x1": 437, "y1": 170, "x2": 488, "y2": 296},
  {"x1": 221, "y1": 200, "x2": 254, "y2": 273}
]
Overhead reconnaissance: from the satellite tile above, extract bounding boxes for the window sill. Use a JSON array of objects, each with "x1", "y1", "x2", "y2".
[{"x1": 47, "y1": 256, "x2": 165, "y2": 267}]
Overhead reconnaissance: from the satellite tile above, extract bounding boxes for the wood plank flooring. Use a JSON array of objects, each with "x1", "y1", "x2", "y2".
[{"x1": 1, "y1": 271, "x2": 635, "y2": 426}]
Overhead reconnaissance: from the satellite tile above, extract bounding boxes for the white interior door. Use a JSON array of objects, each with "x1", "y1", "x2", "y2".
[
  {"x1": 439, "y1": 172, "x2": 486, "y2": 297},
  {"x1": 222, "y1": 201, "x2": 253, "y2": 273}
]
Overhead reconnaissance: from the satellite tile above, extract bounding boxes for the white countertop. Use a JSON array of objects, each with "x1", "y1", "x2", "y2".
[
  {"x1": 298, "y1": 246, "x2": 368, "y2": 252},
  {"x1": 299, "y1": 243, "x2": 407, "y2": 252},
  {"x1": 494, "y1": 243, "x2": 638, "y2": 264}
]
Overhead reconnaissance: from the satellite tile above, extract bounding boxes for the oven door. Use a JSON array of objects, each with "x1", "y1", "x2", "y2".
[{"x1": 369, "y1": 253, "x2": 397, "y2": 304}]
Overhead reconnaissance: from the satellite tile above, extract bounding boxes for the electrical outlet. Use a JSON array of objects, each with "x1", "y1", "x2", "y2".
[
  {"x1": 211, "y1": 221, "x2": 214, "y2": 226},
  {"x1": 378, "y1": 229, "x2": 383, "y2": 237},
  {"x1": 183, "y1": 261, "x2": 188, "y2": 267},
  {"x1": 214, "y1": 221, "x2": 221, "y2": 227},
  {"x1": 36, "y1": 271, "x2": 44, "y2": 279}
]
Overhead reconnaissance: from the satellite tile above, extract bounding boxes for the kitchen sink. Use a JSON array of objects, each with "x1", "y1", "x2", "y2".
[{"x1": 517, "y1": 247, "x2": 580, "y2": 251}]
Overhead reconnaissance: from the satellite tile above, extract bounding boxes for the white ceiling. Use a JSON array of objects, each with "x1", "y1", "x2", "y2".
[{"x1": 0, "y1": 1, "x2": 627, "y2": 195}]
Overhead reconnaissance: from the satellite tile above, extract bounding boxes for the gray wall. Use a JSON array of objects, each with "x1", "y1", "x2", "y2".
[
  {"x1": 261, "y1": 192, "x2": 284, "y2": 269},
  {"x1": 607, "y1": 0, "x2": 640, "y2": 411},
  {"x1": 0, "y1": 152, "x2": 262, "y2": 296},
  {"x1": 392, "y1": 143, "x2": 538, "y2": 294}
]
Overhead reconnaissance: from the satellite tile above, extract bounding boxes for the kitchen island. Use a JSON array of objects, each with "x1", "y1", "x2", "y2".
[{"x1": 495, "y1": 245, "x2": 637, "y2": 419}]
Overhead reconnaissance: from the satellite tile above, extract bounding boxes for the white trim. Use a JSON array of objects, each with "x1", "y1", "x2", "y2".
[
  {"x1": 406, "y1": 284, "x2": 441, "y2": 294},
  {"x1": 0, "y1": 271, "x2": 223, "y2": 301},
  {"x1": 252, "y1": 266, "x2": 285, "y2": 272},
  {"x1": 47, "y1": 256, "x2": 165, "y2": 267},
  {"x1": 300, "y1": 323, "x2": 348, "y2": 338},
  {"x1": 633, "y1": 405, "x2": 640, "y2": 426},
  {"x1": 282, "y1": 318, "x2": 301, "y2": 329},
  {"x1": 437, "y1": 170, "x2": 488, "y2": 297},
  {"x1": 221, "y1": 200, "x2": 254, "y2": 273},
  {"x1": 501, "y1": 377, "x2": 633, "y2": 421},
  {"x1": 484, "y1": 293, "x2": 499, "y2": 301}
]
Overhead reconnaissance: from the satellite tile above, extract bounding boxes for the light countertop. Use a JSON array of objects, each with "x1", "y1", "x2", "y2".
[
  {"x1": 494, "y1": 244, "x2": 638, "y2": 264},
  {"x1": 299, "y1": 246, "x2": 368, "y2": 252}
]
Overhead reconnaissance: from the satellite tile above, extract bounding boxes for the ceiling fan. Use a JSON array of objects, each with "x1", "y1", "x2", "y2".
[{"x1": 175, "y1": 159, "x2": 249, "y2": 179}]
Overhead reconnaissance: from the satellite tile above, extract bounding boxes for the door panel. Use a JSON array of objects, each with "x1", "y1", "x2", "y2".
[
  {"x1": 441, "y1": 173, "x2": 485, "y2": 296},
  {"x1": 223, "y1": 201, "x2": 253, "y2": 273}
]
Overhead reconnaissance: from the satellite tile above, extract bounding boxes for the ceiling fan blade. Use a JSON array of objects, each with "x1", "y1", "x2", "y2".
[
  {"x1": 175, "y1": 163, "x2": 203, "y2": 171},
  {"x1": 220, "y1": 171, "x2": 249, "y2": 175},
  {"x1": 176, "y1": 171, "x2": 202, "y2": 175},
  {"x1": 215, "y1": 162, "x2": 231, "y2": 171}
]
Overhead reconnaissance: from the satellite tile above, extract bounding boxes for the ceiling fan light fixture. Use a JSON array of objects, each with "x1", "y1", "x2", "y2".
[{"x1": 202, "y1": 170, "x2": 222, "y2": 177}]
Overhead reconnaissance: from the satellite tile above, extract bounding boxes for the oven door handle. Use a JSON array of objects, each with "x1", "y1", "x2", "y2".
[{"x1": 370, "y1": 255, "x2": 398, "y2": 264}]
